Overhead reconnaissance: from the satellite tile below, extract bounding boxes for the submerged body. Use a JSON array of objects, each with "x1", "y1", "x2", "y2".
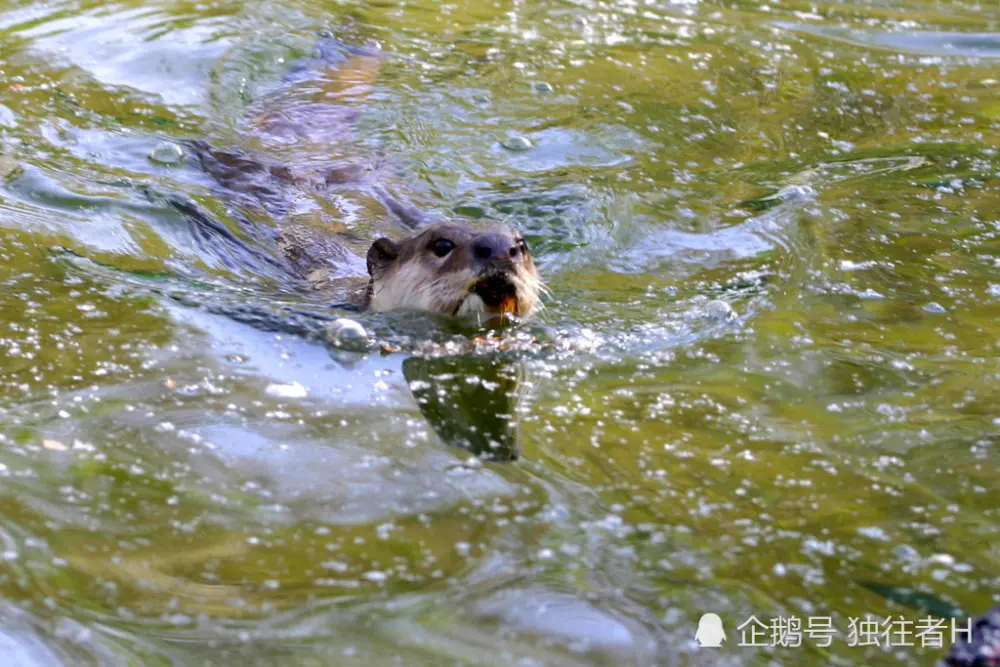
[{"x1": 189, "y1": 37, "x2": 543, "y2": 321}]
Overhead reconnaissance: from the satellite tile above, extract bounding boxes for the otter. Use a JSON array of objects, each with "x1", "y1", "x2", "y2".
[
  {"x1": 184, "y1": 37, "x2": 544, "y2": 321},
  {"x1": 364, "y1": 223, "x2": 541, "y2": 318},
  {"x1": 272, "y1": 219, "x2": 543, "y2": 318}
]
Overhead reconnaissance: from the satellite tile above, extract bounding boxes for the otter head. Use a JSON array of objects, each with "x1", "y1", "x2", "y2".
[{"x1": 365, "y1": 223, "x2": 543, "y2": 319}]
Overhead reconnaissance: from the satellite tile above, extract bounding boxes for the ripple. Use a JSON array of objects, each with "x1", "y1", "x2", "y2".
[
  {"x1": 778, "y1": 23, "x2": 1000, "y2": 59},
  {"x1": 16, "y1": 5, "x2": 232, "y2": 107}
]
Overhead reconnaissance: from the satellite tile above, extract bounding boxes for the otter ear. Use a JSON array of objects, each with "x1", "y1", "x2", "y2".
[{"x1": 366, "y1": 237, "x2": 399, "y2": 276}]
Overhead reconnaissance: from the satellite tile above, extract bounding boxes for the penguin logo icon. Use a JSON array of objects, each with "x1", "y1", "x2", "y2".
[{"x1": 695, "y1": 613, "x2": 727, "y2": 648}]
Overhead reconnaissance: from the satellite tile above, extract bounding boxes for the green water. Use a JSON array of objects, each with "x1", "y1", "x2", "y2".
[{"x1": 2, "y1": 0, "x2": 1000, "y2": 664}]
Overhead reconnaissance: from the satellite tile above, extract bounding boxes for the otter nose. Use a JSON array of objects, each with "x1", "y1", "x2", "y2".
[{"x1": 472, "y1": 234, "x2": 519, "y2": 261}]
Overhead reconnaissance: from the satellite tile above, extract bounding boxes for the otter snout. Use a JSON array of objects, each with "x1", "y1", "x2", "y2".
[{"x1": 472, "y1": 233, "x2": 523, "y2": 262}]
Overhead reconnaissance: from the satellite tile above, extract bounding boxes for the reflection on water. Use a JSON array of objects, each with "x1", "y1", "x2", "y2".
[
  {"x1": 404, "y1": 354, "x2": 524, "y2": 461},
  {"x1": 2, "y1": 0, "x2": 1000, "y2": 664}
]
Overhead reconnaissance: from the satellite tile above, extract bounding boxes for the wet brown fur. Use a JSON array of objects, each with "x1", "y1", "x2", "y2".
[{"x1": 365, "y1": 223, "x2": 542, "y2": 318}]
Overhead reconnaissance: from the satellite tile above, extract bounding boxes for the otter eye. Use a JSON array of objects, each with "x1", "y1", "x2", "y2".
[
  {"x1": 517, "y1": 238, "x2": 529, "y2": 253},
  {"x1": 429, "y1": 238, "x2": 455, "y2": 258}
]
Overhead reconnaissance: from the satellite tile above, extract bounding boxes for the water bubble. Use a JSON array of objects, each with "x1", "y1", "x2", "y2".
[
  {"x1": 858, "y1": 288, "x2": 884, "y2": 300},
  {"x1": 923, "y1": 302, "x2": 947, "y2": 314},
  {"x1": 265, "y1": 382, "x2": 308, "y2": 399},
  {"x1": 857, "y1": 526, "x2": 890, "y2": 541},
  {"x1": 53, "y1": 617, "x2": 92, "y2": 644},
  {"x1": 776, "y1": 184, "x2": 816, "y2": 201},
  {"x1": 701, "y1": 300, "x2": 737, "y2": 322},
  {"x1": 363, "y1": 570, "x2": 387, "y2": 583},
  {"x1": 322, "y1": 560, "x2": 349, "y2": 573},
  {"x1": 839, "y1": 259, "x2": 875, "y2": 271},
  {"x1": 148, "y1": 141, "x2": 184, "y2": 165},
  {"x1": 532, "y1": 81, "x2": 554, "y2": 94},
  {"x1": 325, "y1": 318, "x2": 369, "y2": 350},
  {"x1": 502, "y1": 135, "x2": 534, "y2": 152}
]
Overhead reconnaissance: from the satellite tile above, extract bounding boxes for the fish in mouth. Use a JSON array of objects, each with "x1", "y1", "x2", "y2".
[
  {"x1": 455, "y1": 270, "x2": 523, "y2": 319},
  {"x1": 471, "y1": 273, "x2": 519, "y2": 315}
]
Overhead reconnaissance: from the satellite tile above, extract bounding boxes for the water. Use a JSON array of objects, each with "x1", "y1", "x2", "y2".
[{"x1": 1, "y1": 0, "x2": 999, "y2": 665}]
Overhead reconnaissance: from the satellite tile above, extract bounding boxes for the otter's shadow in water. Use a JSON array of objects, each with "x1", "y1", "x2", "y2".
[{"x1": 402, "y1": 355, "x2": 524, "y2": 462}]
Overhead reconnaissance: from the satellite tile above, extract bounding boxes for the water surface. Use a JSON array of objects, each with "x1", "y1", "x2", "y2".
[{"x1": 1, "y1": 0, "x2": 999, "y2": 664}]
